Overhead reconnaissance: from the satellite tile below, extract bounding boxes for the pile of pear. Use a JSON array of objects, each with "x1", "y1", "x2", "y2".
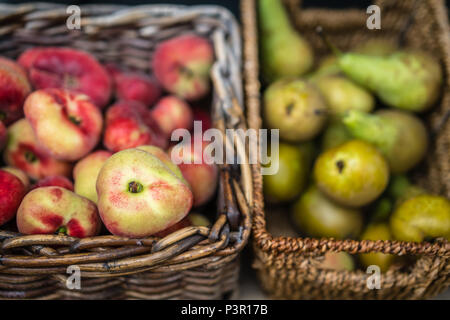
[{"x1": 260, "y1": 0, "x2": 450, "y2": 273}]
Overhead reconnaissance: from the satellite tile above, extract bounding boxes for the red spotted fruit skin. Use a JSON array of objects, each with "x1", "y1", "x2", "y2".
[
  {"x1": 18, "y1": 47, "x2": 112, "y2": 108},
  {"x1": 0, "y1": 56, "x2": 32, "y2": 125},
  {"x1": 4, "y1": 118, "x2": 72, "y2": 180},
  {"x1": 24, "y1": 88, "x2": 103, "y2": 161},
  {"x1": 152, "y1": 35, "x2": 214, "y2": 101},
  {"x1": 17, "y1": 186, "x2": 101, "y2": 238},
  {"x1": 0, "y1": 169, "x2": 26, "y2": 226},
  {"x1": 96, "y1": 148, "x2": 193, "y2": 238},
  {"x1": 104, "y1": 100, "x2": 167, "y2": 152},
  {"x1": 107, "y1": 64, "x2": 162, "y2": 107},
  {"x1": 151, "y1": 96, "x2": 194, "y2": 138},
  {"x1": 169, "y1": 140, "x2": 218, "y2": 207}
]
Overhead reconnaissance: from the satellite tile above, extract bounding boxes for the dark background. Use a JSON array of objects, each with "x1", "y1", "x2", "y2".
[{"x1": 3, "y1": 0, "x2": 449, "y2": 20}]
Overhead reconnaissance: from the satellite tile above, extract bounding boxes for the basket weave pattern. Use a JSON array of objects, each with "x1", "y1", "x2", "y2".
[
  {"x1": 0, "y1": 3, "x2": 252, "y2": 299},
  {"x1": 242, "y1": 0, "x2": 450, "y2": 299}
]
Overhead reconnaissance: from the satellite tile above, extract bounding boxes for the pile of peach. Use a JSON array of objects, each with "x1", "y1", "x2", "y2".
[{"x1": 0, "y1": 34, "x2": 218, "y2": 238}]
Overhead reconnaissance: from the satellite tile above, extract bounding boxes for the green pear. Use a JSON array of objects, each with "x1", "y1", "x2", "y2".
[
  {"x1": 352, "y1": 38, "x2": 398, "y2": 56},
  {"x1": 370, "y1": 196, "x2": 393, "y2": 223},
  {"x1": 387, "y1": 175, "x2": 426, "y2": 206},
  {"x1": 291, "y1": 185, "x2": 363, "y2": 239},
  {"x1": 321, "y1": 119, "x2": 353, "y2": 151},
  {"x1": 312, "y1": 75, "x2": 375, "y2": 118},
  {"x1": 337, "y1": 50, "x2": 442, "y2": 112},
  {"x1": 263, "y1": 79, "x2": 328, "y2": 142},
  {"x1": 259, "y1": 0, "x2": 313, "y2": 81},
  {"x1": 263, "y1": 142, "x2": 314, "y2": 203},
  {"x1": 314, "y1": 140, "x2": 389, "y2": 207},
  {"x1": 390, "y1": 194, "x2": 450, "y2": 242},
  {"x1": 343, "y1": 109, "x2": 428, "y2": 173},
  {"x1": 359, "y1": 223, "x2": 395, "y2": 272},
  {"x1": 314, "y1": 55, "x2": 340, "y2": 77}
]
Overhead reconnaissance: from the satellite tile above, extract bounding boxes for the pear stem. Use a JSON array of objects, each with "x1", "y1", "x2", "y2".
[{"x1": 315, "y1": 26, "x2": 342, "y2": 57}]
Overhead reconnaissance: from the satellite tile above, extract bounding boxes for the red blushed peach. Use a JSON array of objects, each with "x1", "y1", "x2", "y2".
[
  {"x1": 0, "y1": 169, "x2": 26, "y2": 226},
  {"x1": 0, "y1": 121, "x2": 6, "y2": 150},
  {"x1": 0, "y1": 56, "x2": 32, "y2": 125},
  {"x1": 104, "y1": 101, "x2": 155, "y2": 152},
  {"x1": 1, "y1": 166, "x2": 30, "y2": 189},
  {"x1": 151, "y1": 96, "x2": 193, "y2": 138},
  {"x1": 4, "y1": 119, "x2": 72, "y2": 180},
  {"x1": 169, "y1": 140, "x2": 218, "y2": 207},
  {"x1": 18, "y1": 47, "x2": 112, "y2": 108},
  {"x1": 96, "y1": 148, "x2": 193, "y2": 238},
  {"x1": 152, "y1": 34, "x2": 214, "y2": 101},
  {"x1": 24, "y1": 88, "x2": 103, "y2": 161},
  {"x1": 109, "y1": 100, "x2": 169, "y2": 149},
  {"x1": 17, "y1": 186, "x2": 101, "y2": 238},
  {"x1": 108, "y1": 64, "x2": 162, "y2": 107},
  {"x1": 31, "y1": 175, "x2": 74, "y2": 191}
]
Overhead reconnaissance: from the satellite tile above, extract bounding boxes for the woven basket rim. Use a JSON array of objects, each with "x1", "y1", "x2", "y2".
[{"x1": 242, "y1": 0, "x2": 450, "y2": 257}]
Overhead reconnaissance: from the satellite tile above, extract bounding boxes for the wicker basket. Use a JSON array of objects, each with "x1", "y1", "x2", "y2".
[
  {"x1": 242, "y1": 0, "x2": 450, "y2": 299},
  {"x1": 0, "y1": 3, "x2": 253, "y2": 299}
]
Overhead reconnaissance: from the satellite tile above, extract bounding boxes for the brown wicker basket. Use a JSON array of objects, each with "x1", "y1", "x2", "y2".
[
  {"x1": 242, "y1": 0, "x2": 450, "y2": 299},
  {"x1": 0, "y1": 3, "x2": 253, "y2": 299}
]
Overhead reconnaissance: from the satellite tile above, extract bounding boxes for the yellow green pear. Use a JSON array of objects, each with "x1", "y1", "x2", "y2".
[
  {"x1": 291, "y1": 185, "x2": 363, "y2": 239},
  {"x1": 359, "y1": 223, "x2": 395, "y2": 273},
  {"x1": 321, "y1": 120, "x2": 353, "y2": 151},
  {"x1": 314, "y1": 140, "x2": 389, "y2": 207},
  {"x1": 390, "y1": 195, "x2": 450, "y2": 242},
  {"x1": 343, "y1": 109, "x2": 428, "y2": 173},
  {"x1": 264, "y1": 78, "x2": 327, "y2": 142},
  {"x1": 387, "y1": 175, "x2": 426, "y2": 206},
  {"x1": 311, "y1": 75, "x2": 375, "y2": 118},
  {"x1": 263, "y1": 142, "x2": 314, "y2": 203},
  {"x1": 352, "y1": 38, "x2": 398, "y2": 56},
  {"x1": 259, "y1": 0, "x2": 313, "y2": 81},
  {"x1": 338, "y1": 50, "x2": 442, "y2": 112}
]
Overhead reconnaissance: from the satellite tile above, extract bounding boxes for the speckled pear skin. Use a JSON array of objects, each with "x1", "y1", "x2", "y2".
[
  {"x1": 314, "y1": 140, "x2": 389, "y2": 207},
  {"x1": 264, "y1": 79, "x2": 328, "y2": 142},
  {"x1": 390, "y1": 195, "x2": 450, "y2": 242}
]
